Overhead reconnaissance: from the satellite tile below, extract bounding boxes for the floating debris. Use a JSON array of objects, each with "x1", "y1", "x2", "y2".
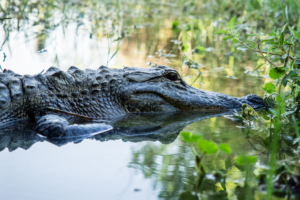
[
  {"x1": 206, "y1": 47, "x2": 214, "y2": 52},
  {"x1": 147, "y1": 62, "x2": 158, "y2": 68},
  {"x1": 226, "y1": 76, "x2": 237, "y2": 79},
  {"x1": 237, "y1": 47, "x2": 248, "y2": 52},
  {"x1": 224, "y1": 52, "x2": 234, "y2": 56},
  {"x1": 212, "y1": 67, "x2": 225, "y2": 71},
  {"x1": 3, "y1": 52, "x2": 6, "y2": 62},
  {"x1": 183, "y1": 55, "x2": 203, "y2": 69},
  {"x1": 37, "y1": 49, "x2": 48, "y2": 53},
  {"x1": 170, "y1": 39, "x2": 181, "y2": 44},
  {"x1": 160, "y1": 54, "x2": 176, "y2": 58},
  {"x1": 185, "y1": 75, "x2": 194, "y2": 78}
]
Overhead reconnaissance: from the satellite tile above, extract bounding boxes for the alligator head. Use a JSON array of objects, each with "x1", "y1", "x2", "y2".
[{"x1": 118, "y1": 65, "x2": 264, "y2": 112}]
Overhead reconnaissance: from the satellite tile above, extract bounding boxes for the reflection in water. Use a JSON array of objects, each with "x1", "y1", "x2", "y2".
[{"x1": 0, "y1": 111, "x2": 231, "y2": 151}]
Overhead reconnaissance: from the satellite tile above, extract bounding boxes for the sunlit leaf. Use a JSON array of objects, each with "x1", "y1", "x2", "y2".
[
  {"x1": 219, "y1": 143, "x2": 232, "y2": 154},
  {"x1": 236, "y1": 155, "x2": 257, "y2": 165},
  {"x1": 261, "y1": 39, "x2": 274, "y2": 43},
  {"x1": 198, "y1": 139, "x2": 219, "y2": 154},
  {"x1": 223, "y1": 36, "x2": 235, "y2": 41},
  {"x1": 182, "y1": 44, "x2": 189, "y2": 52},
  {"x1": 269, "y1": 67, "x2": 287, "y2": 79},
  {"x1": 193, "y1": 46, "x2": 206, "y2": 54},
  {"x1": 253, "y1": 63, "x2": 264, "y2": 72},
  {"x1": 288, "y1": 26, "x2": 300, "y2": 41},
  {"x1": 215, "y1": 30, "x2": 227, "y2": 34},
  {"x1": 172, "y1": 21, "x2": 179, "y2": 29},
  {"x1": 180, "y1": 132, "x2": 202, "y2": 143},
  {"x1": 228, "y1": 15, "x2": 236, "y2": 31},
  {"x1": 262, "y1": 83, "x2": 276, "y2": 93}
]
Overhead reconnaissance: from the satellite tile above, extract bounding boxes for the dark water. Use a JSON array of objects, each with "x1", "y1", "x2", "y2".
[{"x1": 0, "y1": 1, "x2": 285, "y2": 199}]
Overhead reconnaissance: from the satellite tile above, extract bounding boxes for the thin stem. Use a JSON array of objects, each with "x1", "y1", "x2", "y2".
[
  {"x1": 283, "y1": 45, "x2": 291, "y2": 68},
  {"x1": 257, "y1": 42, "x2": 279, "y2": 68},
  {"x1": 234, "y1": 37, "x2": 297, "y2": 62}
]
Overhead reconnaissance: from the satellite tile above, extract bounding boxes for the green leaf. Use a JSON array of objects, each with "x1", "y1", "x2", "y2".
[
  {"x1": 284, "y1": 41, "x2": 294, "y2": 45},
  {"x1": 246, "y1": 34, "x2": 258, "y2": 36},
  {"x1": 235, "y1": 164, "x2": 245, "y2": 171},
  {"x1": 265, "y1": 41, "x2": 278, "y2": 45},
  {"x1": 181, "y1": 132, "x2": 202, "y2": 143},
  {"x1": 279, "y1": 32, "x2": 284, "y2": 46},
  {"x1": 228, "y1": 15, "x2": 236, "y2": 32},
  {"x1": 181, "y1": 131, "x2": 192, "y2": 142},
  {"x1": 172, "y1": 21, "x2": 179, "y2": 29},
  {"x1": 290, "y1": 59, "x2": 296, "y2": 68},
  {"x1": 225, "y1": 156, "x2": 232, "y2": 170},
  {"x1": 282, "y1": 54, "x2": 287, "y2": 59},
  {"x1": 197, "y1": 139, "x2": 219, "y2": 154},
  {"x1": 271, "y1": 26, "x2": 277, "y2": 35},
  {"x1": 219, "y1": 143, "x2": 232, "y2": 154},
  {"x1": 262, "y1": 83, "x2": 276, "y2": 93},
  {"x1": 223, "y1": 36, "x2": 235, "y2": 41},
  {"x1": 275, "y1": 94, "x2": 284, "y2": 103},
  {"x1": 269, "y1": 67, "x2": 287, "y2": 79},
  {"x1": 267, "y1": 45, "x2": 275, "y2": 57},
  {"x1": 280, "y1": 23, "x2": 288, "y2": 34},
  {"x1": 233, "y1": 38, "x2": 238, "y2": 43},
  {"x1": 261, "y1": 39, "x2": 275, "y2": 43},
  {"x1": 288, "y1": 26, "x2": 300, "y2": 41},
  {"x1": 182, "y1": 44, "x2": 189, "y2": 52},
  {"x1": 269, "y1": 108, "x2": 278, "y2": 115},
  {"x1": 215, "y1": 30, "x2": 227, "y2": 34},
  {"x1": 193, "y1": 46, "x2": 206, "y2": 54},
  {"x1": 236, "y1": 155, "x2": 257, "y2": 165},
  {"x1": 253, "y1": 63, "x2": 264, "y2": 72}
]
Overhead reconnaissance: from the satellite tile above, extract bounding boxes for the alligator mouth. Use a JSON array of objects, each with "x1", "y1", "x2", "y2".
[{"x1": 130, "y1": 86, "x2": 264, "y2": 111}]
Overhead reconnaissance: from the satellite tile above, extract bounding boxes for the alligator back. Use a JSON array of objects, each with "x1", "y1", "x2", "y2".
[{"x1": 0, "y1": 66, "x2": 126, "y2": 123}]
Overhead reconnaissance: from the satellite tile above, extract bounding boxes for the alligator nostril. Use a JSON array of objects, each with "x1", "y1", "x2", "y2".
[{"x1": 245, "y1": 94, "x2": 264, "y2": 104}]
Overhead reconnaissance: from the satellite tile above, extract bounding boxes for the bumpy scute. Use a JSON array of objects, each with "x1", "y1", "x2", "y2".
[{"x1": 0, "y1": 83, "x2": 10, "y2": 109}]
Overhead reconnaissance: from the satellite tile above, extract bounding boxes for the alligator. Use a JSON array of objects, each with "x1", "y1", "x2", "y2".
[{"x1": 0, "y1": 65, "x2": 264, "y2": 137}]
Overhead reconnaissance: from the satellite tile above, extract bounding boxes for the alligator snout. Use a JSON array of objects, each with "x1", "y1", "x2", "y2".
[{"x1": 240, "y1": 94, "x2": 265, "y2": 110}]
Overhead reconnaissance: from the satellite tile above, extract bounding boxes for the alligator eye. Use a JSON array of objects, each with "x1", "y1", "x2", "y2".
[{"x1": 165, "y1": 72, "x2": 180, "y2": 81}]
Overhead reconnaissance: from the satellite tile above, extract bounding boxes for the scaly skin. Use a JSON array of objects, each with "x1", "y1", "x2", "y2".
[{"x1": 0, "y1": 65, "x2": 264, "y2": 137}]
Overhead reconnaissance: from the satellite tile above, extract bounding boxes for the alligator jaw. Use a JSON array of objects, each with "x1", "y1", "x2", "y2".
[{"x1": 123, "y1": 82, "x2": 264, "y2": 112}]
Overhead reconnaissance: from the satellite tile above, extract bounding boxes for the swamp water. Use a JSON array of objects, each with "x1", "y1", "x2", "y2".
[{"x1": 0, "y1": 1, "x2": 294, "y2": 199}]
